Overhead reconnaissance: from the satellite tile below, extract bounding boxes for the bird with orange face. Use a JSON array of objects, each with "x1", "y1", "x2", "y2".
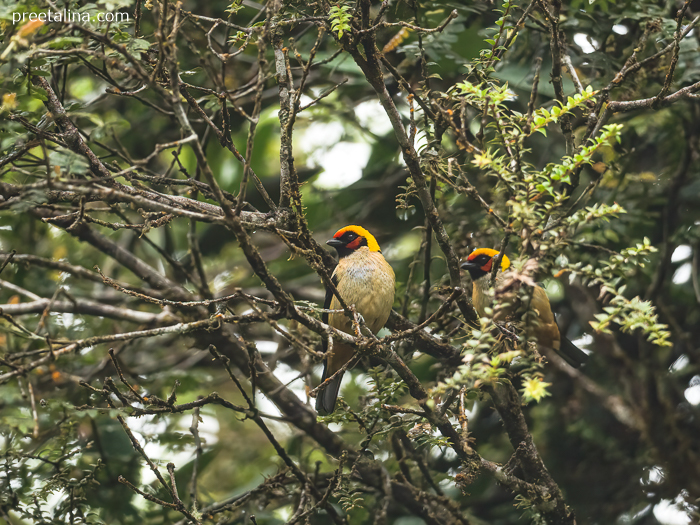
[
  {"x1": 460, "y1": 248, "x2": 588, "y2": 368},
  {"x1": 316, "y1": 226, "x2": 395, "y2": 415}
]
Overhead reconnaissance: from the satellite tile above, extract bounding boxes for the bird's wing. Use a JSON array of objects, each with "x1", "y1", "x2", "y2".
[
  {"x1": 534, "y1": 284, "x2": 589, "y2": 367},
  {"x1": 317, "y1": 273, "x2": 343, "y2": 414},
  {"x1": 531, "y1": 285, "x2": 556, "y2": 325},
  {"x1": 322, "y1": 273, "x2": 338, "y2": 353}
]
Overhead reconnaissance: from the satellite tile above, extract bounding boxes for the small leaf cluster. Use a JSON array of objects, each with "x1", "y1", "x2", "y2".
[
  {"x1": 329, "y1": 5, "x2": 353, "y2": 40},
  {"x1": 521, "y1": 377, "x2": 552, "y2": 404},
  {"x1": 436, "y1": 316, "x2": 514, "y2": 392},
  {"x1": 564, "y1": 202, "x2": 627, "y2": 229},
  {"x1": 454, "y1": 79, "x2": 516, "y2": 108},
  {"x1": 447, "y1": 78, "x2": 611, "y2": 235},
  {"x1": 228, "y1": 30, "x2": 251, "y2": 49},
  {"x1": 1, "y1": 419, "x2": 104, "y2": 524},
  {"x1": 464, "y1": 314, "x2": 500, "y2": 356},
  {"x1": 536, "y1": 124, "x2": 623, "y2": 195},
  {"x1": 226, "y1": 0, "x2": 244, "y2": 15},
  {"x1": 335, "y1": 482, "x2": 365, "y2": 513},
  {"x1": 567, "y1": 238, "x2": 672, "y2": 346},
  {"x1": 591, "y1": 295, "x2": 672, "y2": 346},
  {"x1": 529, "y1": 86, "x2": 598, "y2": 136},
  {"x1": 481, "y1": 0, "x2": 514, "y2": 65},
  {"x1": 366, "y1": 365, "x2": 408, "y2": 406}
]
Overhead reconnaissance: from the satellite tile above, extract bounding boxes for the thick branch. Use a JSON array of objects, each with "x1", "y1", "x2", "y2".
[
  {"x1": 484, "y1": 381, "x2": 575, "y2": 524},
  {"x1": 346, "y1": 16, "x2": 476, "y2": 323}
]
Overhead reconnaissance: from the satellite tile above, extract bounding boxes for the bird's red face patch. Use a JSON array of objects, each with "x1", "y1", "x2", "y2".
[
  {"x1": 346, "y1": 237, "x2": 362, "y2": 250},
  {"x1": 466, "y1": 247, "x2": 510, "y2": 273}
]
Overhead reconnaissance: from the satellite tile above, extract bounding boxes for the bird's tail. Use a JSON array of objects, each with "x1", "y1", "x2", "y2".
[
  {"x1": 315, "y1": 368, "x2": 343, "y2": 415},
  {"x1": 558, "y1": 337, "x2": 589, "y2": 368}
]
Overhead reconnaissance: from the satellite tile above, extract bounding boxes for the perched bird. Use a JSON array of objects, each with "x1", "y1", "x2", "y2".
[
  {"x1": 460, "y1": 248, "x2": 588, "y2": 368},
  {"x1": 316, "y1": 225, "x2": 396, "y2": 414}
]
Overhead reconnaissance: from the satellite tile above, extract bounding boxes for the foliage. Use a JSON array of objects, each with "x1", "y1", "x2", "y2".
[
  {"x1": 1, "y1": 0, "x2": 699, "y2": 524},
  {"x1": 329, "y1": 5, "x2": 353, "y2": 40}
]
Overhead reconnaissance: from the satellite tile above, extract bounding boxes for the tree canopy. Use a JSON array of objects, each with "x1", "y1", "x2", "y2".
[{"x1": 1, "y1": 0, "x2": 699, "y2": 524}]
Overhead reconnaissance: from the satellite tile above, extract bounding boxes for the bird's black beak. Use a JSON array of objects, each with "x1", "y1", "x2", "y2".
[
  {"x1": 326, "y1": 238, "x2": 345, "y2": 248},
  {"x1": 461, "y1": 260, "x2": 488, "y2": 280}
]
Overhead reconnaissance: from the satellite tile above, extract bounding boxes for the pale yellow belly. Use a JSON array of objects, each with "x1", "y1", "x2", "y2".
[{"x1": 329, "y1": 265, "x2": 394, "y2": 335}]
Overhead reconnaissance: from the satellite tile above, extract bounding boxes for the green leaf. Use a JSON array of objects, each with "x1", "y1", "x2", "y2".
[{"x1": 30, "y1": 86, "x2": 48, "y2": 101}]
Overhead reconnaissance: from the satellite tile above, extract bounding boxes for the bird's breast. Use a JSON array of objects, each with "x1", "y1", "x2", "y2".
[
  {"x1": 330, "y1": 251, "x2": 395, "y2": 335},
  {"x1": 472, "y1": 277, "x2": 495, "y2": 317}
]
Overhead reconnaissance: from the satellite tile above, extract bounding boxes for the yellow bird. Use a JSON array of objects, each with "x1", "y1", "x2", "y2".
[
  {"x1": 460, "y1": 248, "x2": 588, "y2": 368},
  {"x1": 316, "y1": 225, "x2": 396, "y2": 414}
]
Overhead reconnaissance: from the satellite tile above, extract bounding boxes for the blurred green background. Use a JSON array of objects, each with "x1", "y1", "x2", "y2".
[{"x1": 1, "y1": 0, "x2": 700, "y2": 523}]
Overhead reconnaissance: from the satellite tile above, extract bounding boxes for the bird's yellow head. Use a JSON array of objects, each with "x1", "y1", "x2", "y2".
[
  {"x1": 327, "y1": 225, "x2": 381, "y2": 257},
  {"x1": 460, "y1": 248, "x2": 511, "y2": 280}
]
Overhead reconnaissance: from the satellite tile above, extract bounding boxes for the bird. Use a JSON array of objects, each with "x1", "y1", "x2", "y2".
[
  {"x1": 315, "y1": 225, "x2": 396, "y2": 415},
  {"x1": 460, "y1": 248, "x2": 588, "y2": 368}
]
